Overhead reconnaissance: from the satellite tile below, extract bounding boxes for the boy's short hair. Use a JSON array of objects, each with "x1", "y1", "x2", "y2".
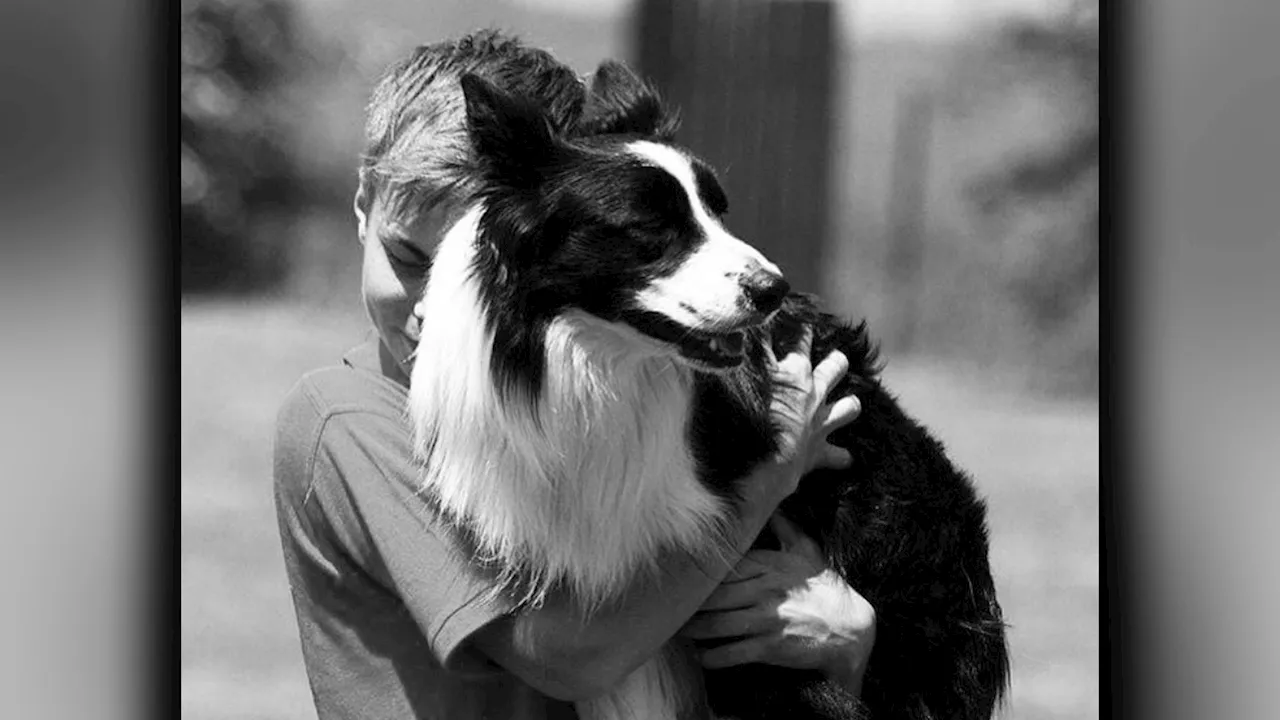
[{"x1": 358, "y1": 30, "x2": 586, "y2": 237}]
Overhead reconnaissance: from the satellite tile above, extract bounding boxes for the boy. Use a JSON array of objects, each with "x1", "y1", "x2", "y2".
[{"x1": 275, "y1": 31, "x2": 874, "y2": 719}]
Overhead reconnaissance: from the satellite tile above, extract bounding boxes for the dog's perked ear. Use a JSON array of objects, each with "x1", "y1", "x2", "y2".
[
  {"x1": 460, "y1": 73, "x2": 562, "y2": 189},
  {"x1": 580, "y1": 60, "x2": 680, "y2": 141}
]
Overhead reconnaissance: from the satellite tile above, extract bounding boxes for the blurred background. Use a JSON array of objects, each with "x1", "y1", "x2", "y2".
[{"x1": 182, "y1": 0, "x2": 1098, "y2": 718}]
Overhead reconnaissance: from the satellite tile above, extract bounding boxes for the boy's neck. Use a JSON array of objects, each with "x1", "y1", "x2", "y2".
[{"x1": 378, "y1": 340, "x2": 411, "y2": 388}]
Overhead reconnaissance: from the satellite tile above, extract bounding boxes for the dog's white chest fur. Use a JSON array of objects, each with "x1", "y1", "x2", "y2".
[{"x1": 408, "y1": 207, "x2": 727, "y2": 608}]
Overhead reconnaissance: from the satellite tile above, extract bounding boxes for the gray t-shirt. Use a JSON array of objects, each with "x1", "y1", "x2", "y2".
[{"x1": 273, "y1": 339, "x2": 577, "y2": 719}]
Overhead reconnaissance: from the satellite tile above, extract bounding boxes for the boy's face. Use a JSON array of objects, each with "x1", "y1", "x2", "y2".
[{"x1": 359, "y1": 197, "x2": 454, "y2": 382}]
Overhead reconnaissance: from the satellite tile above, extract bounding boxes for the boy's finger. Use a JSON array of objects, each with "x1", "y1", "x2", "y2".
[
  {"x1": 816, "y1": 444, "x2": 853, "y2": 471},
  {"x1": 700, "y1": 577, "x2": 770, "y2": 611},
  {"x1": 822, "y1": 394, "x2": 862, "y2": 433},
  {"x1": 684, "y1": 606, "x2": 775, "y2": 640},
  {"x1": 812, "y1": 350, "x2": 850, "y2": 396},
  {"x1": 763, "y1": 337, "x2": 778, "y2": 368},
  {"x1": 792, "y1": 325, "x2": 813, "y2": 361},
  {"x1": 699, "y1": 635, "x2": 772, "y2": 669},
  {"x1": 723, "y1": 554, "x2": 771, "y2": 583}
]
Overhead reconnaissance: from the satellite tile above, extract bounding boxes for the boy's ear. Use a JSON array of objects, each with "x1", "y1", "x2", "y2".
[
  {"x1": 580, "y1": 60, "x2": 680, "y2": 141},
  {"x1": 354, "y1": 167, "x2": 372, "y2": 241},
  {"x1": 460, "y1": 73, "x2": 560, "y2": 189}
]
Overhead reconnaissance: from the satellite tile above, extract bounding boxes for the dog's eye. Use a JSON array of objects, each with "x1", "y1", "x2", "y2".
[{"x1": 634, "y1": 235, "x2": 668, "y2": 264}]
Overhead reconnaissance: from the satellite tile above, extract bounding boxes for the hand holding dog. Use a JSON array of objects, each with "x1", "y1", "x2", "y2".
[
  {"x1": 683, "y1": 513, "x2": 877, "y2": 691},
  {"x1": 764, "y1": 325, "x2": 862, "y2": 497},
  {"x1": 685, "y1": 323, "x2": 872, "y2": 687}
]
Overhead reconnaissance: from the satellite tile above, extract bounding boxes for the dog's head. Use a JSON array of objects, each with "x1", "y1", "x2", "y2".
[{"x1": 459, "y1": 61, "x2": 788, "y2": 372}]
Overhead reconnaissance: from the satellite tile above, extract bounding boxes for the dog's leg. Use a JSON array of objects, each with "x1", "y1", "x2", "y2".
[{"x1": 575, "y1": 642, "x2": 705, "y2": 720}]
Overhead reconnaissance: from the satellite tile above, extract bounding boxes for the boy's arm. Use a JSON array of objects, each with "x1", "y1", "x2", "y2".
[
  {"x1": 469, "y1": 459, "x2": 796, "y2": 701},
  {"x1": 472, "y1": 334, "x2": 859, "y2": 701}
]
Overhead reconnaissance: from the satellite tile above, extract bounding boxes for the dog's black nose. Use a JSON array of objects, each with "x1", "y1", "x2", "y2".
[{"x1": 743, "y1": 270, "x2": 790, "y2": 314}]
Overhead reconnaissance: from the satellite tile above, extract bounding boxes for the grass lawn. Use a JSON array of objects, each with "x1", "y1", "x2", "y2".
[{"x1": 181, "y1": 300, "x2": 1097, "y2": 720}]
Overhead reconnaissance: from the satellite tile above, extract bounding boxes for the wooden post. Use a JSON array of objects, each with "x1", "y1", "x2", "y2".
[{"x1": 635, "y1": 0, "x2": 836, "y2": 296}]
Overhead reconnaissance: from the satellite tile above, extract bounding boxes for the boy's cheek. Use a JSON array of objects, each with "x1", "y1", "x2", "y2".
[
  {"x1": 366, "y1": 290, "x2": 410, "y2": 335},
  {"x1": 361, "y1": 253, "x2": 406, "y2": 317}
]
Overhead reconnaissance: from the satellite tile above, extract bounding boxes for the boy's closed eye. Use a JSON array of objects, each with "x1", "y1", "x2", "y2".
[{"x1": 385, "y1": 237, "x2": 432, "y2": 269}]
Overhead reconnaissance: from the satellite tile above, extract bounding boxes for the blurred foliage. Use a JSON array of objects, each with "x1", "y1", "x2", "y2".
[
  {"x1": 946, "y1": 6, "x2": 1099, "y2": 393},
  {"x1": 180, "y1": 0, "x2": 339, "y2": 294},
  {"x1": 175, "y1": 0, "x2": 1100, "y2": 396}
]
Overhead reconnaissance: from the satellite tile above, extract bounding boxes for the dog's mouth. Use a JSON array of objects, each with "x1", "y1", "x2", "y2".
[
  {"x1": 620, "y1": 309, "x2": 757, "y2": 370},
  {"x1": 676, "y1": 328, "x2": 748, "y2": 369}
]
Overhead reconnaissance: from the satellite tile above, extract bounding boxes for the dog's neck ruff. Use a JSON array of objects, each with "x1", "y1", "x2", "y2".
[{"x1": 408, "y1": 206, "x2": 727, "y2": 608}]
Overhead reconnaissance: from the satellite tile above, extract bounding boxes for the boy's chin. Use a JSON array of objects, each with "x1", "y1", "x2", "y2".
[{"x1": 373, "y1": 330, "x2": 419, "y2": 380}]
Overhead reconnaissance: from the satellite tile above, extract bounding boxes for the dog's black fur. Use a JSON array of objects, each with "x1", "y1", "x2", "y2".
[
  {"x1": 461, "y1": 60, "x2": 1010, "y2": 719},
  {"x1": 582, "y1": 61, "x2": 1010, "y2": 720},
  {"x1": 689, "y1": 301, "x2": 1010, "y2": 719}
]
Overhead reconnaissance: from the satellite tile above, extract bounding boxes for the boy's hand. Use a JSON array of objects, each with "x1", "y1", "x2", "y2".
[
  {"x1": 682, "y1": 514, "x2": 876, "y2": 690},
  {"x1": 762, "y1": 326, "x2": 861, "y2": 498}
]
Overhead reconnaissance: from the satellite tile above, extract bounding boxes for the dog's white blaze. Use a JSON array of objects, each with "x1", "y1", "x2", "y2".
[
  {"x1": 627, "y1": 140, "x2": 780, "y2": 328},
  {"x1": 409, "y1": 205, "x2": 727, "y2": 609}
]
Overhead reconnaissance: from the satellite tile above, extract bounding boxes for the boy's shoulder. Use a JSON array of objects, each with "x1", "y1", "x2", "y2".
[
  {"x1": 276, "y1": 341, "x2": 410, "y2": 463},
  {"x1": 283, "y1": 340, "x2": 407, "y2": 425},
  {"x1": 274, "y1": 340, "x2": 419, "y2": 515}
]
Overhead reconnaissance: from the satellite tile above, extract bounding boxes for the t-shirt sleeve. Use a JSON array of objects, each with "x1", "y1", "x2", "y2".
[
  {"x1": 279, "y1": 377, "x2": 513, "y2": 672},
  {"x1": 317, "y1": 411, "x2": 512, "y2": 669}
]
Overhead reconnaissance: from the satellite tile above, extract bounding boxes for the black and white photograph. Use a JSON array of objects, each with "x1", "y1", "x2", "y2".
[{"x1": 179, "y1": 1, "x2": 1100, "y2": 718}]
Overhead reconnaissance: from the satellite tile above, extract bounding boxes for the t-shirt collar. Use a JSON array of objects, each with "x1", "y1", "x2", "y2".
[{"x1": 342, "y1": 335, "x2": 410, "y2": 388}]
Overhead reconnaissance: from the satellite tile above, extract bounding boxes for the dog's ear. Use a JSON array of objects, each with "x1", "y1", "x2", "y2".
[
  {"x1": 461, "y1": 73, "x2": 561, "y2": 189},
  {"x1": 580, "y1": 60, "x2": 680, "y2": 141}
]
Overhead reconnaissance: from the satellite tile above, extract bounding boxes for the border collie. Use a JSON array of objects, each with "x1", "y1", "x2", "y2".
[{"x1": 408, "y1": 62, "x2": 1009, "y2": 720}]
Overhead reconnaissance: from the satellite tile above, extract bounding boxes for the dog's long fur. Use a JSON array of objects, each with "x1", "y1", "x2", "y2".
[
  {"x1": 408, "y1": 59, "x2": 1009, "y2": 720},
  {"x1": 410, "y1": 206, "x2": 725, "y2": 609}
]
